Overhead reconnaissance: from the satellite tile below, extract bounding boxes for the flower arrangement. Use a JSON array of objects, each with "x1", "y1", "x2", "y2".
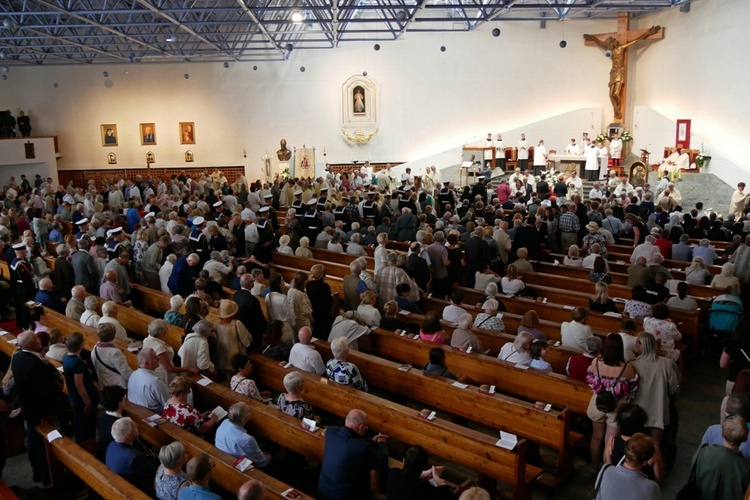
[
  {"x1": 696, "y1": 144, "x2": 712, "y2": 167},
  {"x1": 595, "y1": 133, "x2": 608, "y2": 143},
  {"x1": 621, "y1": 130, "x2": 633, "y2": 143}
]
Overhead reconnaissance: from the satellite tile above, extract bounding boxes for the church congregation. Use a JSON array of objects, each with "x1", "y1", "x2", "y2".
[{"x1": 2, "y1": 0, "x2": 750, "y2": 499}]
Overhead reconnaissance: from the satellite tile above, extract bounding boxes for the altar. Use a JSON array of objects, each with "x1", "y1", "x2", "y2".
[{"x1": 548, "y1": 154, "x2": 586, "y2": 176}]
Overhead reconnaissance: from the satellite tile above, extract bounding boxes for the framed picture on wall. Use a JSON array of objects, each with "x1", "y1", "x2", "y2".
[
  {"x1": 179, "y1": 122, "x2": 195, "y2": 145},
  {"x1": 101, "y1": 124, "x2": 118, "y2": 147},
  {"x1": 140, "y1": 123, "x2": 157, "y2": 145},
  {"x1": 675, "y1": 119, "x2": 691, "y2": 149}
]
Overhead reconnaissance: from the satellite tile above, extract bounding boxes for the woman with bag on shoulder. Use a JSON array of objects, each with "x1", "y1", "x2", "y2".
[{"x1": 587, "y1": 333, "x2": 639, "y2": 466}]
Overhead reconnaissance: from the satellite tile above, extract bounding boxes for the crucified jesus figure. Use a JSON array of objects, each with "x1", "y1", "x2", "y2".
[{"x1": 584, "y1": 25, "x2": 660, "y2": 120}]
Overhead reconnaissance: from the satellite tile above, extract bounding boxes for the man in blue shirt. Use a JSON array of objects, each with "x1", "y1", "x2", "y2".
[
  {"x1": 178, "y1": 454, "x2": 221, "y2": 500},
  {"x1": 701, "y1": 394, "x2": 750, "y2": 458},
  {"x1": 318, "y1": 409, "x2": 389, "y2": 499},
  {"x1": 168, "y1": 253, "x2": 200, "y2": 297},
  {"x1": 214, "y1": 402, "x2": 270, "y2": 468}
]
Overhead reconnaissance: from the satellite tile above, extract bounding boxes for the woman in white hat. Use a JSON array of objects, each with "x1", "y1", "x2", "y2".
[{"x1": 215, "y1": 299, "x2": 252, "y2": 377}]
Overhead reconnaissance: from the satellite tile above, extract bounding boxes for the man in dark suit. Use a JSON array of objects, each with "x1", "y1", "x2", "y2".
[
  {"x1": 34, "y1": 278, "x2": 66, "y2": 314},
  {"x1": 11, "y1": 331, "x2": 65, "y2": 484},
  {"x1": 318, "y1": 409, "x2": 388, "y2": 500},
  {"x1": 106, "y1": 417, "x2": 159, "y2": 495},
  {"x1": 406, "y1": 242, "x2": 431, "y2": 292},
  {"x1": 512, "y1": 215, "x2": 542, "y2": 260},
  {"x1": 233, "y1": 273, "x2": 268, "y2": 350},
  {"x1": 464, "y1": 227, "x2": 490, "y2": 288},
  {"x1": 71, "y1": 239, "x2": 100, "y2": 294},
  {"x1": 168, "y1": 253, "x2": 200, "y2": 297}
]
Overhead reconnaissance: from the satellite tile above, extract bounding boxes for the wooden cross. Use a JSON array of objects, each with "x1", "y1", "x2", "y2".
[{"x1": 584, "y1": 13, "x2": 664, "y2": 122}]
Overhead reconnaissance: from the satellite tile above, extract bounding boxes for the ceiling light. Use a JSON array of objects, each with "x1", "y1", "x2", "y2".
[
  {"x1": 291, "y1": 10, "x2": 303, "y2": 22},
  {"x1": 165, "y1": 36, "x2": 175, "y2": 42}
]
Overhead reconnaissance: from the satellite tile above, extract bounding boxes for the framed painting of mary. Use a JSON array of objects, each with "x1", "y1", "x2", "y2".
[{"x1": 341, "y1": 75, "x2": 377, "y2": 128}]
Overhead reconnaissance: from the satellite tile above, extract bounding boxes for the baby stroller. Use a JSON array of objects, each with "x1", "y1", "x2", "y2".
[{"x1": 708, "y1": 294, "x2": 744, "y2": 351}]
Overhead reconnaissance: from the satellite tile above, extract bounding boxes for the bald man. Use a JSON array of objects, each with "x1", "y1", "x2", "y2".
[
  {"x1": 318, "y1": 409, "x2": 388, "y2": 499},
  {"x1": 237, "y1": 479, "x2": 266, "y2": 500},
  {"x1": 34, "y1": 277, "x2": 66, "y2": 314}
]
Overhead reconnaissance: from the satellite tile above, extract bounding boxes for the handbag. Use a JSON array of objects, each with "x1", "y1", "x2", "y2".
[
  {"x1": 675, "y1": 444, "x2": 707, "y2": 500},
  {"x1": 594, "y1": 360, "x2": 628, "y2": 413}
]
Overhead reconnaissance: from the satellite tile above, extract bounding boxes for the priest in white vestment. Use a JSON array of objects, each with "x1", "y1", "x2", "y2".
[
  {"x1": 584, "y1": 140, "x2": 599, "y2": 181},
  {"x1": 613, "y1": 178, "x2": 634, "y2": 197},
  {"x1": 516, "y1": 134, "x2": 529, "y2": 171},
  {"x1": 483, "y1": 133, "x2": 495, "y2": 165},
  {"x1": 495, "y1": 134, "x2": 506, "y2": 172},
  {"x1": 670, "y1": 149, "x2": 690, "y2": 181},
  {"x1": 597, "y1": 142, "x2": 609, "y2": 178},
  {"x1": 566, "y1": 171, "x2": 583, "y2": 200},
  {"x1": 659, "y1": 149, "x2": 681, "y2": 177},
  {"x1": 565, "y1": 138, "x2": 582, "y2": 155},
  {"x1": 730, "y1": 183, "x2": 750, "y2": 219},
  {"x1": 533, "y1": 140, "x2": 548, "y2": 176},
  {"x1": 610, "y1": 135, "x2": 623, "y2": 166}
]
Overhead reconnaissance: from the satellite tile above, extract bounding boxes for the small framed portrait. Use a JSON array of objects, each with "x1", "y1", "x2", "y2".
[
  {"x1": 101, "y1": 124, "x2": 118, "y2": 147},
  {"x1": 140, "y1": 123, "x2": 157, "y2": 145},
  {"x1": 185, "y1": 150, "x2": 194, "y2": 162},
  {"x1": 179, "y1": 122, "x2": 195, "y2": 145}
]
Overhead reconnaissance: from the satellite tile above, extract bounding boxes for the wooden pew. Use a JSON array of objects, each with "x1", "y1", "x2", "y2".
[
  {"x1": 247, "y1": 354, "x2": 542, "y2": 498},
  {"x1": 272, "y1": 251, "x2": 374, "y2": 278},
  {"x1": 36, "y1": 422, "x2": 150, "y2": 500},
  {"x1": 620, "y1": 237, "x2": 732, "y2": 250},
  {"x1": 609, "y1": 242, "x2": 725, "y2": 257},
  {"x1": 310, "y1": 338, "x2": 579, "y2": 482},
  {"x1": 360, "y1": 328, "x2": 592, "y2": 416}
]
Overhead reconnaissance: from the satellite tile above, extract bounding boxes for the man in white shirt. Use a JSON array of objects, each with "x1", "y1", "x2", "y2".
[
  {"x1": 441, "y1": 291, "x2": 466, "y2": 325},
  {"x1": 533, "y1": 139, "x2": 548, "y2": 176},
  {"x1": 178, "y1": 320, "x2": 216, "y2": 376},
  {"x1": 561, "y1": 308, "x2": 593, "y2": 353},
  {"x1": 565, "y1": 138, "x2": 581, "y2": 155},
  {"x1": 374, "y1": 233, "x2": 389, "y2": 275},
  {"x1": 203, "y1": 251, "x2": 234, "y2": 283},
  {"x1": 582, "y1": 243, "x2": 605, "y2": 270},
  {"x1": 630, "y1": 235, "x2": 661, "y2": 265},
  {"x1": 609, "y1": 134, "x2": 623, "y2": 167},
  {"x1": 159, "y1": 255, "x2": 176, "y2": 295},
  {"x1": 289, "y1": 327, "x2": 325, "y2": 375},
  {"x1": 589, "y1": 182, "x2": 604, "y2": 201},
  {"x1": 516, "y1": 133, "x2": 529, "y2": 171},
  {"x1": 127, "y1": 348, "x2": 169, "y2": 413}
]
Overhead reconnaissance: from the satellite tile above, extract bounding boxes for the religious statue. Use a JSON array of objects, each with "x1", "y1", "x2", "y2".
[
  {"x1": 277, "y1": 139, "x2": 292, "y2": 161},
  {"x1": 341, "y1": 127, "x2": 379, "y2": 144},
  {"x1": 584, "y1": 25, "x2": 661, "y2": 121}
]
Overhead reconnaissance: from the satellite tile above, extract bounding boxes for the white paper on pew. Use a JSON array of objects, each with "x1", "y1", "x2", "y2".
[
  {"x1": 7, "y1": 339, "x2": 18, "y2": 345},
  {"x1": 47, "y1": 430, "x2": 63, "y2": 443},
  {"x1": 302, "y1": 418, "x2": 317, "y2": 432},
  {"x1": 553, "y1": 260, "x2": 559, "y2": 266},
  {"x1": 452, "y1": 381, "x2": 469, "y2": 389},
  {"x1": 616, "y1": 260, "x2": 625, "y2": 265},
  {"x1": 370, "y1": 326, "x2": 378, "y2": 331},
  {"x1": 211, "y1": 406, "x2": 228, "y2": 421},
  {"x1": 489, "y1": 385, "x2": 496, "y2": 394},
  {"x1": 57, "y1": 366, "x2": 64, "y2": 373},
  {"x1": 496, "y1": 431, "x2": 518, "y2": 450},
  {"x1": 514, "y1": 364, "x2": 529, "y2": 370},
  {"x1": 0, "y1": 331, "x2": 8, "y2": 336},
  {"x1": 496, "y1": 313, "x2": 504, "y2": 320},
  {"x1": 398, "y1": 364, "x2": 412, "y2": 372},
  {"x1": 311, "y1": 337, "x2": 319, "y2": 343},
  {"x1": 233, "y1": 457, "x2": 253, "y2": 472},
  {"x1": 283, "y1": 362, "x2": 293, "y2": 369},
  {"x1": 603, "y1": 312, "x2": 622, "y2": 318},
  {"x1": 399, "y1": 310, "x2": 411, "y2": 316},
  {"x1": 197, "y1": 377, "x2": 212, "y2": 387},
  {"x1": 563, "y1": 305, "x2": 575, "y2": 310}
]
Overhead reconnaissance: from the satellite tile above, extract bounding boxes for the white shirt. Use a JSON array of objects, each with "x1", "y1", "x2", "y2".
[
  {"x1": 533, "y1": 144, "x2": 548, "y2": 166},
  {"x1": 619, "y1": 332, "x2": 638, "y2": 362},
  {"x1": 91, "y1": 342, "x2": 133, "y2": 389},
  {"x1": 241, "y1": 207, "x2": 256, "y2": 222},
  {"x1": 245, "y1": 223, "x2": 259, "y2": 244},
  {"x1": 589, "y1": 188, "x2": 604, "y2": 200},
  {"x1": 127, "y1": 368, "x2": 169, "y2": 413},
  {"x1": 178, "y1": 333, "x2": 215, "y2": 373},
  {"x1": 98, "y1": 316, "x2": 128, "y2": 342},
  {"x1": 498, "y1": 343, "x2": 532, "y2": 365},
  {"x1": 561, "y1": 321, "x2": 593, "y2": 353},
  {"x1": 442, "y1": 304, "x2": 465, "y2": 325},
  {"x1": 565, "y1": 143, "x2": 582, "y2": 155},
  {"x1": 80, "y1": 310, "x2": 101, "y2": 329},
  {"x1": 517, "y1": 139, "x2": 529, "y2": 160},
  {"x1": 203, "y1": 259, "x2": 232, "y2": 282},
  {"x1": 582, "y1": 253, "x2": 601, "y2": 269},
  {"x1": 609, "y1": 138, "x2": 623, "y2": 158},
  {"x1": 584, "y1": 145, "x2": 599, "y2": 171},
  {"x1": 159, "y1": 261, "x2": 174, "y2": 295},
  {"x1": 374, "y1": 245, "x2": 388, "y2": 276},
  {"x1": 630, "y1": 241, "x2": 661, "y2": 265},
  {"x1": 289, "y1": 343, "x2": 325, "y2": 376}
]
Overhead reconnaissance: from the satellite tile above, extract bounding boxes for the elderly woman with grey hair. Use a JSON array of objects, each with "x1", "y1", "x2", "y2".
[
  {"x1": 91, "y1": 323, "x2": 133, "y2": 389},
  {"x1": 326, "y1": 337, "x2": 368, "y2": 392},
  {"x1": 473, "y1": 299, "x2": 505, "y2": 332},
  {"x1": 329, "y1": 311, "x2": 372, "y2": 351},
  {"x1": 144, "y1": 318, "x2": 198, "y2": 384},
  {"x1": 98, "y1": 301, "x2": 129, "y2": 342},
  {"x1": 277, "y1": 371, "x2": 316, "y2": 421},
  {"x1": 163, "y1": 295, "x2": 184, "y2": 327},
  {"x1": 79, "y1": 295, "x2": 101, "y2": 328},
  {"x1": 711, "y1": 262, "x2": 741, "y2": 296},
  {"x1": 155, "y1": 441, "x2": 189, "y2": 500},
  {"x1": 451, "y1": 312, "x2": 484, "y2": 353},
  {"x1": 685, "y1": 256, "x2": 711, "y2": 285}
]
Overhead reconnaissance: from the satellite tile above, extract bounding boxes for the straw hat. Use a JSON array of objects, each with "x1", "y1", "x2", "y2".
[{"x1": 218, "y1": 299, "x2": 239, "y2": 319}]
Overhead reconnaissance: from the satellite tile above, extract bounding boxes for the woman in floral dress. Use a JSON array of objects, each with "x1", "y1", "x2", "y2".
[
  {"x1": 277, "y1": 371, "x2": 316, "y2": 420},
  {"x1": 162, "y1": 376, "x2": 218, "y2": 434}
]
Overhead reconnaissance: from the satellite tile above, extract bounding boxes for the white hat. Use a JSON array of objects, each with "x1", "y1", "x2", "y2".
[
  {"x1": 404, "y1": 185, "x2": 413, "y2": 192},
  {"x1": 12, "y1": 242, "x2": 26, "y2": 250},
  {"x1": 294, "y1": 190, "x2": 303, "y2": 196},
  {"x1": 107, "y1": 227, "x2": 123, "y2": 237},
  {"x1": 307, "y1": 198, "x2": 318, "y2": 206},
  {"x1": 192, "y1": 216, "x2": 205, "y2": 226},
  {"x1": 144, "y1": 212, "x2": 155, "y2": 219},
  {"x1": 263, "y1": 194, "x2": 273, "y2": 199},
  {"x1": 401, "y1": 174, "x2": 409, "y2": 181},
  {"x1": 213, "y1": 201, "x2": 223, "y2": 208},
  {"x1": 75, "y1": 218, "x2": 89, "y2": 226},
  {"x1": 258, "y1": 206, "x2": 270, "y2": 213}
]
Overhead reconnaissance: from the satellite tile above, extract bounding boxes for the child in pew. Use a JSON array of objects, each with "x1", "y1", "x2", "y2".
[{"x1": 529, "y1": 340, "x2": 552, "y2": 372}]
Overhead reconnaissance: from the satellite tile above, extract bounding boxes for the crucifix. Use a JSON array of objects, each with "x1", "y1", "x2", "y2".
[{"x1": 584, "y1": 13, "x2": 663, "y2": 122}]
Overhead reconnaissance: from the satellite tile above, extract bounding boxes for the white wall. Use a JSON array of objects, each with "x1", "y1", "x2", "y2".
[
  {"x1": 632, "y1": 0, "x2": 750, "y2": 186},
  {"x1": 0, "y1": 19, "x2": 611, "y2": 180},
  {"x1": 0, "y1": 137, "x2": 59, "y2": 187}
]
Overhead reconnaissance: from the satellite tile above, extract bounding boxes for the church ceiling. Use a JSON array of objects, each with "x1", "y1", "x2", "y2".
[{"x1": 0, "y1": 0, "x2": 692, "y2": 65}]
